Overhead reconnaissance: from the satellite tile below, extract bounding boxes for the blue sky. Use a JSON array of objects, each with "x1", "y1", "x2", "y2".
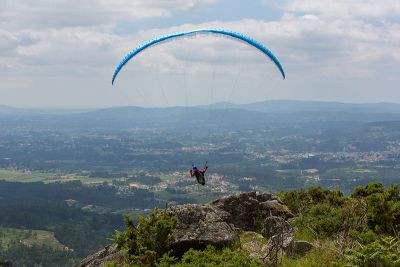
[{"x1": 0, "y1": 0, "x2": 399, "y2": 107}]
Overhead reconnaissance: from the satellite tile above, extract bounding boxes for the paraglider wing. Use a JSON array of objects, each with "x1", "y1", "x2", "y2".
[{"x1": 111, "y1": 29, "x2": 285, "y2": 85}]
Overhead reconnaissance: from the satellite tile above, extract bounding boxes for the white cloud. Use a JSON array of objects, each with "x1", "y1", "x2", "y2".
[
  {"x1": 2, "y1": 15, "x2": 399, "y2": 81},
  {"x1": 129, "y1": 16, "x2": 400, "y2": 69},
  {"x1": 3, "y1": 0, "x2": 397, "y2": 76},
  {"x1": 286, "y1": 0, "x2": 400, "y2": 19},
  {"x1": 0, "y1": 0, "x2": 218, "y2": 29}
]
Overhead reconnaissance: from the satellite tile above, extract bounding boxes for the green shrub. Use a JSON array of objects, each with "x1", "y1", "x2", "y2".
[
  {"x1": 345, "y1": 236, "x2": 400, "y2": 266},
  {"x1": 281, "y1": 183, "x2": 400, "y2": 240},
  {"x1": 102, "y1": 260, "x2": 118, "y2": 267},
  {"x1": 280, "y1": 187, "x2": 345, "y2": 217},
  {"x1": 351, "y1": 183, "x2": 400, "y2": 235},
  {"x1": 157, "y1": 245, "x2": 263, "y2": 267},
  {"x1": 281, "y1": 187, "x2": 346, "y2": 238},
  {"x1": 113, "y1": 208, "x2": 177, "y2": 266},
  {"x1": 351, "y1": 182, "x2": 385, "y2": 198},
  {"x1": 356, "y1": 230, "x2": 378, "y2": 245}
]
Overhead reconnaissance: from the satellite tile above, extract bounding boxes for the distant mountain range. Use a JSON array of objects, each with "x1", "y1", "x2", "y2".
[
  {"x1": 204, "y1": 100, "x2": 400, "y2": 114},
  {"x1": 3, "y1": 101, "x2": 400, "y2": 131},
  {"x1": 3, "y1": 100, "x2": 400, "y2": 116}
]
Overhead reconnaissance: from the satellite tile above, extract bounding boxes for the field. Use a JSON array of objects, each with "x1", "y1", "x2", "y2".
[
  {"x1": 0, "y1": 227, "x2": 66, "y2": 251},
  {"x1": 0, "y1": 168, "x2": 112, "y2": 185},
  {"x1": 0, "y1": 169, "x2": 53, "y2": 183}
]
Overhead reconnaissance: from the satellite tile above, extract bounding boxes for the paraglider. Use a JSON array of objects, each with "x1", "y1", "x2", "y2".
[
  {"x1": 111, "y1": 29, "x2": 286, "y2": 85},
  {"x1": 190, "y1": 162, "x2": 208, "y2": 185},
  {"x1": 111, "y1": 29, "x2": 286, "y2": 185}
]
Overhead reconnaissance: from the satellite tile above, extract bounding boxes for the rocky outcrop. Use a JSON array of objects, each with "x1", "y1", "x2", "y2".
[
  {"x1": 168, "y1": 204, "x2": 238, "y2": 254},
  {"x1": 76, "y1": 192, "x2": 295, "y2": 267},
  {"x1": 211, "y1": 192, "x2": 293, "y2": 231},
  {"x1": 75, "y1": 244, "x2": 122, "y2": 267},
  {"x1": 167, "y1": 191, "x2": 293, "y2": 254},
  {"x1": 262, "y1": 216, "x2": 294, "y2": 239}
]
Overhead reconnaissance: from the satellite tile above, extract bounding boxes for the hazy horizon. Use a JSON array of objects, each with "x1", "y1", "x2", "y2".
[{"x1": 4, "y1": 99, "x2": 400, "y2": 110}]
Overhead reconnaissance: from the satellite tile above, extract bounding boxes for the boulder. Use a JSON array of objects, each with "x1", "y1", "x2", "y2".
[
  {"x1": 211, "y1": 192, "x2": 261, "y2": 230},
  {"x1": 260, "y1": 200, "x2": 294, "y2": 219},
  {"x1": 262, "y1": 216, "x2": 294, "y2": 240},
  {"x1": 168, "y1": 204, "x2": 238, "y2": 254},
  {"x1": 286, "y1": 240, "x2": 314, "y2": 257},
  {"x1": 211, "y1": 192, "x2": 293, "y2": 231}
]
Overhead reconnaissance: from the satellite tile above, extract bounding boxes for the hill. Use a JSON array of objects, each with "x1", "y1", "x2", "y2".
[
  {"x1": 238, "y1": 100, "x2": 400, "y2": 114},
  {"x1": 76, "y1": 183, "x2": 400, "y2": 266},
  {"x1": 4, "y1": 100, "x2": 400, "y2": 131}
]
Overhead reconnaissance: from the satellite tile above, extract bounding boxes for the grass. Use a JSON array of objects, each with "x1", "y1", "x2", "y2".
[
  {"x1": 0, "y1": 168, "x2": 112, "y2": 185},
  {"x1": 281, "y1": 241, "x2": 343, "y2": 267},
  {"x1": 293, "y1": 227, "x2": 317, "y2": 243},
  {"x1": 0, "y1": 169, "x2": 53, "y2": 183},
  {"x1": 0, "y1": 227, "x2": 66, "y2": 251},
  {"x1": 237, "y1": 231, "x2": 344, "y2": 266}
]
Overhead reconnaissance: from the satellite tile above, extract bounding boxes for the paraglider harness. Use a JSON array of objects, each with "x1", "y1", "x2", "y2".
[{"x1": 190, "y1": 161, "x2": 208, "y2": 185}]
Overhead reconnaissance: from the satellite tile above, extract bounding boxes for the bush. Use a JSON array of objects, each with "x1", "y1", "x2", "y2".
[
  {"x1": 280, "y1": 187, "x2": 345, "y2": 238},
  {"x1": 280, "y1": 187, "x2": 345, "y2": 216},
  {"x1": 112, "y1": 209, "x2": 261, "y2": 266},
  {"x1": 281, "y1": 183, "x2": 400, "y2": 239},
  {"x1": 113, "y1": 208, "x2": 177, "y2": 266},
  {"x1": 345, "y1": 236, "x2": 400, "y2": 266},
  {"x1": 351, "y1": 183, "x2": 400, "y2": 235},
  {"x1": 158, "y1": 245, "x2": 263, "y2": 267}
]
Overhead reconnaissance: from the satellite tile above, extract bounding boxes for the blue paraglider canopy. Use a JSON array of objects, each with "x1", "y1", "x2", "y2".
[{"x1": 112, "y1": 29, "x2": 285, "y2": 85}]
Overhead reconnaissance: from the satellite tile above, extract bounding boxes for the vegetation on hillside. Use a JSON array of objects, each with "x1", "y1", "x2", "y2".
[
  {"x1": 110, "y1": 182, "x2": 400, "y2": 266},
  {"x1": 279, "y1": 182, "x2": 400, "y2": 266},
  {"x1": 1, "y1": 181, "x2": 399, "y2": 266}
]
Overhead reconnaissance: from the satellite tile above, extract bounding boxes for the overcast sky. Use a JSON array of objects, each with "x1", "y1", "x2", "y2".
[{"x1": 1, "y1": 0, "x2": 399, "y2": 108}]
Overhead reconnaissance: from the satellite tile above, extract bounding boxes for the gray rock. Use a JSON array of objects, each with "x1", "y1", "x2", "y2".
[
  {"x1": 286, "y1": 240, "x2": 314, "y2": 257},
  {"x1": 74, "y1": 244, "x2": 122, "y2": 267},
  {"x1": 262, "y1": 216, "x2": 294, "y2": 240},
  {"x1": 263, "y1": 216, "x2": 295, "y2": 265},
  {"x1": 211, "y1": 192, "x2": 260, "y2": 230},
  {"x1": 168, "y1": 204, "x2": 238, "y2": 254},
  {"x1": 211, "y1": 192, "x2": 293, "y2": 231},
  {"x1": 260, "y1": 200, "x2": 294, "y2": 219}
]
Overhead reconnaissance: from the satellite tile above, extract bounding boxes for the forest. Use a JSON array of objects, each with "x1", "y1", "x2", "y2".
[{"x1": 0, "y1": 180, "x2": 162, "y2": 265}]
